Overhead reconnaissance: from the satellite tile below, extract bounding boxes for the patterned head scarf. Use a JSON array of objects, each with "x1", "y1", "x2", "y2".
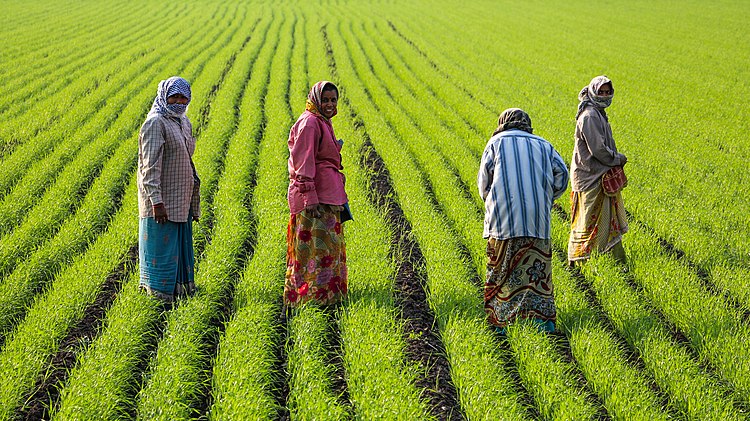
[
  {"x1": 493, "y1": 108, "x2": 533, "y2": 136},
  {"x1": 305, "y1": 81, "x2": 338, "y2": 120},
  {"x1": 576, "y1": 75, "x2": 613, "y2": 119},
  {"x1": 150, "y1": 76, "x2": 192, "y2": 117}
]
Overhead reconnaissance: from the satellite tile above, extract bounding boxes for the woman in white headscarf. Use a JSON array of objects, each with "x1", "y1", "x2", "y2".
[
  {"x1": 137, "y1": 76, "x2": 201, "y2": 302},
  {"x1": 568, "y1": 75, "x2": 628, "y2": 266}
]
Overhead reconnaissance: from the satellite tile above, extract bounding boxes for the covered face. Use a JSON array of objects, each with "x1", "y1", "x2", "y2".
[
  {"x1": 584, "y1": 75, "x2": 614, "y2": 102},
  {"x1": 493, "y1": 107, "x2": 533, "y2": 136},
  {"x1": 305, "y1": 81, "x2": 338, "y2": 120},
  {"x1": 576, "y1": 75, "x2": 614, "y2": 118},
  {"x1": 150, "y1": 76, "x2": 192, "y2": 117}
]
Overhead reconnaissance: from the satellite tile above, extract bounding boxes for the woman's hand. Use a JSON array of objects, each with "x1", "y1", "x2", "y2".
[
  {"x1": 153, "y1": 203, "x2": 168, "y2": 223},
  {"x1": 304, "y1": 204, "x2": 323, "y2": 218}
]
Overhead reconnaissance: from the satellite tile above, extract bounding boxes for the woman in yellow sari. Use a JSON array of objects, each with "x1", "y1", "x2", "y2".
[{"x1": 568, "y1": 75, "x2": 628, "y2": 267}]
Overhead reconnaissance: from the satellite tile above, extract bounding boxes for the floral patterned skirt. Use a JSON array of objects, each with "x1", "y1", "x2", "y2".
[
  {"x1": 284, "y1": 205, "x2": 347, "y2": 307},
  {"x1": 484, "y1": 237, "x2": 555, "y2": 329},
  {"x1": 568, "y1": 184, "x2": 628, "y2": 262}
]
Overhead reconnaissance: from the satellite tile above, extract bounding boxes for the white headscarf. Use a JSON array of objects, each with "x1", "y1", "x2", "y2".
[{"x1": 149, "y1": 76, "x2": 192, "y2": 117}]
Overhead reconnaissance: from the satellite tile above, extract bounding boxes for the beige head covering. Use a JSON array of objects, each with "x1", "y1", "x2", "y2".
[{"x1": 576, "y1": 75, "x2": 614, "y2": 119}]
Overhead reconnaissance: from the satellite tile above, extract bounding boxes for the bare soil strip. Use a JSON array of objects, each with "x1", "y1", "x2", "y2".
[
  {"x1": 275, "y1": 307, "x2": 291, "y2": 421},
  {"x1": 548, "y1": 329, "x2": 613, "y2": 421},
  {"x1": 491, "y1": 335, "x2": 543, "y2": 420},
  {"x1": 558, "y1": 263, "x2": 660, "y2": 419},
  {"x1": 327, "y1": 306, "x2": 351, "y2": 410},
  {"x1": 359, "y1": 139, "x2": 463, "y2": 421},
  {"x1": 20, "y1": 245, "x2": 138, "y2": 421}
]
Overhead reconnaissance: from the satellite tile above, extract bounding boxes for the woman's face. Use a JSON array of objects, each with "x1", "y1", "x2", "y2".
[
  {"x1": 167, "y1": 93, "x2": 190, "y2": 105},
  {"x1": 596, "y1": 83, "x2": 613, "y2": 96},
  {"x1": 320, "y1": 89, "x2": 338, "y2": 118}
]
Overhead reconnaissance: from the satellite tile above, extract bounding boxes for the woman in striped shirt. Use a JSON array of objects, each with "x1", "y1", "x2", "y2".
[{"x1": 478, "y1": 108, "x2": 569, "y2": 334}]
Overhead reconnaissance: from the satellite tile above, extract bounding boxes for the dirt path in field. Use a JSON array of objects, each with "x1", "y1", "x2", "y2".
[
  {"x1": 274, "y1": 307, "x2": 292, "y2": 421},
  {"x1": 320, "y1": 23, "x2": 463, "y2": 420},
  {"x1": 360, "y1": 138, "x2": 464, "y2": 420},
  {"x1": 327, "y1": 308, "x2": 350, "y2": 411},
  {"x1": 20, "y1": 245, "x2": 138, "y2": 421}
]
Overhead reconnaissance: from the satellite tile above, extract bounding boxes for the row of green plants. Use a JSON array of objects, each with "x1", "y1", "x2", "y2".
[
  {"x1": 344, "y1": 6, "x2": 748, "y2": 416},
  {"x1": 328, "y1": 4, "x2": 748, "y2": 418},
  {"x1": 328, "y1": 14, "x2": 534, "y2": 420},
  {"x1": 135, "y1": 8, "x2": 278, "y2": 420},
  {"x1": 350, "y1": 13, "x2": 676, "y2": 419},
  {"x1": 205, "y1": 12, "x2": 362, "y2": 419},
  {"x1": 0, "y1": 2, "x2": 243, "y2": 340},
  {"x1": 51, "y1": 6, "x2": 266, "y2": 418},
  {"x1": 51, "y1": 272, "x2": 164, "y2": 420},
  {"x1": 189, "y1": 9, "x2": 269, "y2": 255},
  {"x1": 343, "y1": 16, "x2": 617, "y2": 419},
  {"x1": 315, "y1": 16, "x2": 438, "y2": 418},
  {"x1": 0, "y1": 2, "x2": 167, "y2": 125},
  {"x1": 0, "y1": 182, "x2": 140, "y2": 419},
  {"x1": 271, "y1": 17, "x2": 350, "y2": 420},
  {"x1": 0, "y1": 1, "x2": 218, "y2": 162},
  {"x1": 392, "y1": 0, "x2": 750, "y2": 318},
  {"x1": 0, "y1": 4, "x2": 197, "y2": 193},
  {"x1": 0, "y1": 1, "x2": 122, "y2": 90},
  {"x1": 550, "y1": 215, "x2": 742, "y2": 420},
  {"x1": 2, "y1": 1, "x2": 748, "y2": 419},
  {"x1": 0, "y1": 1, "x2": 142, "y2": 61},
  {"x1": 419, "y1": 2, "x2": 750, "y2": 407},
  {"x1": 205, "y1": 15, "x2": 292, "y2": 415},
  {"x1": 205, "y1": 10, "x2": 437, "y2": 419},
  {"x1": 0, "y1": 2, "x2": 251, "y2": 417}
]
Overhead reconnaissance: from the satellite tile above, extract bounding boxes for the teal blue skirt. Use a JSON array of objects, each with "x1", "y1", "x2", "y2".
[{"x1": 138, "y1": 216, "x2": 195, "y2": 301}]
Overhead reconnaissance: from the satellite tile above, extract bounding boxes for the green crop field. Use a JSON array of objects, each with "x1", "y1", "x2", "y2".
[{"x1": 1, "y1": 0, "x2": 749, "y2": 419}]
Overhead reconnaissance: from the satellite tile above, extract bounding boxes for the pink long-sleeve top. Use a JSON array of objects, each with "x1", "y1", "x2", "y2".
[{"x1": 287, "y1": 110, "x2": 347, "y2": 214}]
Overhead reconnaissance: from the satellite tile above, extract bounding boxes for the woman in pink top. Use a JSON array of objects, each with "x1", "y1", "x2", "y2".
[{"x1": 285, "y1": 81, "x2": 350, "y2": 307}]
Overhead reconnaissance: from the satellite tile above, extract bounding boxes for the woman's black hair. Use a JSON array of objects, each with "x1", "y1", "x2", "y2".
[{"x1": 322, "y1": 83, "x2": 339, "y2": 96}]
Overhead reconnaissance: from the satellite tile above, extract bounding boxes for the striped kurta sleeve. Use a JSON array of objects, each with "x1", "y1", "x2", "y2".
[{"x1": 478, "y1": 143, "x2": 495, "y2": 201}]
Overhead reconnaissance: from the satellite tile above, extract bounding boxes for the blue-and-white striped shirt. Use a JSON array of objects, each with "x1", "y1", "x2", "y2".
[{"x1": 478, "y1": 129, "x2": 569, "y2": 240}]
